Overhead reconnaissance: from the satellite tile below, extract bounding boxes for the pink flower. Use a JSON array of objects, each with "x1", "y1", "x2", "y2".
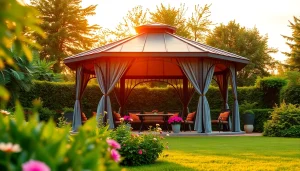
[
  {"x1": 22, "y1": 160, "x2": 50, "y2": 171},
  {"x1": 138, "y1": 149, "x2": 143, "y2": 155},
  {"x1": 110, "y1": 149, "x2": 121, "y2": 162},
  {"x1": 166, "y1": 146, "x2": 169, "y2": 149},
  {"x1": 168, "y1": 116, "x2": 183, "y2": 124},
  {"x1": 106, "y1": 139, "x2": 121, "y2": 149}
]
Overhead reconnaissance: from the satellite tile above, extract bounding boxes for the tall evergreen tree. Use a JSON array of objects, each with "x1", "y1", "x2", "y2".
[
  {"x1": 150, "y1": 3, "x2": 190, "y2": 38},
  {"x1": 187, "y1": 4, "x2": 212, "y2": 43},
  {"x1": 282, "y1": 16, "x2": 300, "y2": 71},
  {"x1": 31, "y1": 0, "x2": 99, "y2": 73},
  {"x1": 206, "y1": 21, "x2": 277, "y2": 86}
]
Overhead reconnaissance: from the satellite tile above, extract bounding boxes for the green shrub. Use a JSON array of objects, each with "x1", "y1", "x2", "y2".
[
  {"x1": 280, "y1": 85, "x2": 300, "y2": 105},
  {"x1": 38, "y1": 107, "x2": 58, "y2": 122},
  {"x1": 252, "y1": 109, "x2": 273, "y2": 132},
  {"x1": 257, "y1": 77, "x2": 287, "y2": 108},
  {"x1": 263, "y1": 102, "x2": 300, "y2": 137},
  {"x1": 110, "y1": 124, "x2": 165, "y2": 166},
  {"x1": 0, "y1": 103, "x2": 121, "y2": 170}
]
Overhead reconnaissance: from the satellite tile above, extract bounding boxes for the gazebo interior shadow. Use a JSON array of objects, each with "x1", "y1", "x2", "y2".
[{"x1": 64, "y1": 23, "x2": 249, "y2": 133}]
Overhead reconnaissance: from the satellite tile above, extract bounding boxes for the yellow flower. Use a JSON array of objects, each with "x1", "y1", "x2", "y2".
[
  {"x1": 156, "y1": 124, "x2": 160, "y2": 127},
  {"x1": 153, "y1": 138, "x2": 157, "y2": 141},
  {"x1": 0, "y1": 142, "x2": 21, "y2": 153},
  {"x1": 166, "y1": 134, "x2": 170, "y2": 136}
]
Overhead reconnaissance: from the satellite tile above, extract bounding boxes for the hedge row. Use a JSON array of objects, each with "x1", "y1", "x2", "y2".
[
  {"x1": 19, "y1": 81, "x2": 268, "y2": 114},
  {"x1": 280, "y1": 85, "x2": 300, "y2": 105}
]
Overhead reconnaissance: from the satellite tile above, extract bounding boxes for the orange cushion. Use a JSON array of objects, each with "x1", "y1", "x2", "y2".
[
  {"x1": 81, "y1": 112, "x2": 87, "y2": 121},
  {"x1": 129, "y1": 113, "x2": 140, "y2": 122},
  {"x1": 186, "y1": 112, "x2": 196, "y2": 121},
  {"x1": 168, "y1": 113, "x2": 179, "y2": 120},
  {"x1": 113, "y1": 111, "x2": 121, "y2": 121},
  {"x1": 219, "y1": 112, "x2": 230, "y2": 121}
]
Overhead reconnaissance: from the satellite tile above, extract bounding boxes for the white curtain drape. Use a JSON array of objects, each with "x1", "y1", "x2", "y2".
[
  {"x1": 94, "y1": 58, "x2": 133, "y2": 129},
  {"x1": 72, "y1": 66, "x2": 90, "y2": 132},
  {"x1": 229, "y1": 65, "x2": 241, "y2": 132},
  {"x1": 178, "y1": 58, "x2": 215, "y2": 133}
]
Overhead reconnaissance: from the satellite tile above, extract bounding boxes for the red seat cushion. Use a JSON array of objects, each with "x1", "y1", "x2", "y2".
[
  {"x1": 113, "y1": 111, "x2": 121, "y2": 121},
  {"x1": 186, "y1": 112, "x2": 196, "y2": 121},
  {"x1": 129, "y1": 113, "x2": 141, "y2": 122},
  {"x1": 81, "y1": 112, "x2": 87, "y2": 121},
  {"x1": 218, "y1": 112, "x2": 230, "y2": 121}
]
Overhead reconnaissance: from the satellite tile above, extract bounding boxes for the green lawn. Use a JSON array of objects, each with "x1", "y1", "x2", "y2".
[{"x1": 126, "y1": 136, "x2": 300, "y2": 171}]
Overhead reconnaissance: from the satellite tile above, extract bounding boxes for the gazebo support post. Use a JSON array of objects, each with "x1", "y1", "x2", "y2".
[
  {"x1": 182, "y1": 77, "x2": 189, "y2": 117},
  {"x1": 119, "y1": 77, "x2": 125, "y2": 115}
]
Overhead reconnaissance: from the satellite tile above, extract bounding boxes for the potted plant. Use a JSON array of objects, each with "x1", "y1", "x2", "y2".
[
  {"x1": 120, "y1": 115, "x2": 133, "y2": 130},
  {"x1": 168, "y1": 116, "x2": 183, "y2": 133},
  {"x1": 243, "y1": 110, "x2": 255, "y2": 133},
  {"x1": 62, "y1": 107, "x2": 74, "y2": 123}
]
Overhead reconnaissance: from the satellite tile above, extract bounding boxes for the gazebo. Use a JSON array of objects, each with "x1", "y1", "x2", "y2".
[{"x1": 64, "y1": 23, "x2": 249, "y2": 133}]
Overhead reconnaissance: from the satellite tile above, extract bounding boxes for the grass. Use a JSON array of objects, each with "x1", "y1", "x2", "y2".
[{"x1": 126, "y1": 136, "x2": 300, "y2": 171}]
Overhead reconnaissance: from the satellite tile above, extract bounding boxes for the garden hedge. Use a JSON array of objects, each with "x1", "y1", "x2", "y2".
[
  {"x1": 280, "y1": 85, "x2": 300, "y2": 105},
  {"x1": 18, "y1": 81, "x2": 269, "y2": 115},
  {"x1": 257, "y1": 77, "x2": 287, "y2": 108}
]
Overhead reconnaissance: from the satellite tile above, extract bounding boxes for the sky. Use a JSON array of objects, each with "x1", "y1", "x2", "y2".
[{"x1": 25, "y1": 0, "x2": 300, "y2": 62}]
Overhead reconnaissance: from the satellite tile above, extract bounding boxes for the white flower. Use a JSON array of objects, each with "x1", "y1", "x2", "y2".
[
  {"x1": 166, "y1": 134, "x2": 170, "y2": 136},
  {"x1": 0, "y1": 142, "x2": 21, "y2": 153},
  {"x1": 120, "y1": 118, "x2": 124, "y2": 121},
  {"x1": 157, "y1": 128, "x2": 162, "y2": 131},
  {"x1": 156, "y1": 124, "x2": 160, "y2": 127},
  {"x1": 153, "y1": 138, "x2": 157, "y2": 141},
  {"x1": 0, "y1": 110, "x2": 10, "y2": 116}
]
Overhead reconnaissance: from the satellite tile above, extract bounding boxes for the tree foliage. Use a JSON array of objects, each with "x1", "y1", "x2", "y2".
[
  {"x1": 206, "y1": 21, "x2": 277, "y2": 86},
  {"x1": 150, "y1": 3, "x2": 190, "y2": 38},
  {"x1": 31, "y1": 0, "x2": 99, "y2": 73},
  {"x1": 282, "y1": 16, "x2": 300, "y2": 71},
  {"x1": 112, "y1": 6, "x2": 148, "y2": 40},
  {"x1": 0, "y1": 48, "x2": 34, "y2": 102},
  {"x1": 187, "y1": 4, "x2": 212, "y2": 42},
  {"x1": 0, "y1": 0, "x2": 44, "y2": 105}
]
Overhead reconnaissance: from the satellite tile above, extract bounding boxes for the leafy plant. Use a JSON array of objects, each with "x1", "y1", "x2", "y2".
[
  {"x1": 243, "y1": 110, "x2": 254, "y2": 115},
  {"x1": 32, "y1": 58, "x2": 62, "y2": 82},
  {"x1": 110, "y1": 124, "x2": 166, "y2": 166},
  {"x1": 0, "y1": 102, "x2": 121, "y2": 170},
  {"x1": 239, "y1": 101, "x2": 258, "y2": 114},
  {"x1": 263, "y1": 102, "x2": 300, "y2": 137}
]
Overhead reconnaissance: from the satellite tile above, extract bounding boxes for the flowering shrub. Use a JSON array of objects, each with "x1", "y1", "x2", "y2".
[
  {"x1": 120, "y1": 115, "x2": 133, "y2": 124},
  {"x1": 168, "y1": 116, "x2": 183, "y2": 124},
  {"x1": 0, "y1": 102, "x2": 121, "y2": 170},
  {"x1": 110, "y1": 124, "x2": 167, "y2": 166}
]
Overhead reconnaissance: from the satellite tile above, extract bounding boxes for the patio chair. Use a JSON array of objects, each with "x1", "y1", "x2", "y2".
[
  {"x1": 112, "y1": 111, "x2": 122, "y2": 127},
  {"x1": 183, "y1": 111, "x2": 196, "y2": 132},
  {"x1": 211, "y1": 110, "x2": 230, "y2": 132}
]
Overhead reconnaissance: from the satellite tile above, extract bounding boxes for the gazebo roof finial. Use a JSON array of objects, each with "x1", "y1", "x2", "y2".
[{"x1": 135, "y1": 23, "x2": 177, "y2": 34}]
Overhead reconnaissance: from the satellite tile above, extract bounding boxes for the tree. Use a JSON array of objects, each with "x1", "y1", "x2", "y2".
[
  {"x1": 187, "y1": 4, "x2": 212, "y2": 42},
  {"x1": 282, "y1": 16, "x2": 300, "y2": 71},
  {"x1": 112, "y1": 6, "x2": 148, "y2": 40},
  {"x1": 31, "y1": 0, "x2": 99, "y2": 73},
  {"x1": 150, "y1": 3, "x2": 190, "y2": 38},
  {"x1": 206, "y1": 21, "x2": 277, "y2": 86}
]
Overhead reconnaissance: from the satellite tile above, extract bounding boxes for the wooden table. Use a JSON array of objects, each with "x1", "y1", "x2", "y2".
[{"x1": 136, "y1": 114, "x2": 174, "y2": 132}]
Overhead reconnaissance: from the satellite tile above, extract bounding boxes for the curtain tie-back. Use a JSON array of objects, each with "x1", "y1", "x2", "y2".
[
  {"x1": 103, "y1": 94, "x2": 109, "y2": 96},
  {"x1": 200, "y1": 94, "x2": 205, "y2": 96}
]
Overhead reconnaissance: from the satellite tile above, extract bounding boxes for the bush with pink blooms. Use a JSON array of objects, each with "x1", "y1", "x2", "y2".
[
  {"x1": 110, "y1": 124, "x2": 166, "y2": 166},
  {"x1": 0, "y1": 103, "x2": 121, "y2": 171},
  {"x1": 168, "y1": 116, "x2": 183, "y2": 124}
]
